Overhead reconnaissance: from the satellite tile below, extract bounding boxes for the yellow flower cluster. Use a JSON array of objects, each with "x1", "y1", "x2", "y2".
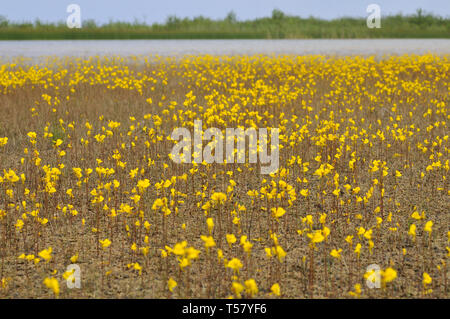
[{"x1": 0, "y1": 54, "x2": 448, "y2": 298}]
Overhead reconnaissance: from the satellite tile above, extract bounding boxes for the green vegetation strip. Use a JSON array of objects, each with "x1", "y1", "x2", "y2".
[{"x1": 0, "y1": 9, "x2": 448, "y2": 39}]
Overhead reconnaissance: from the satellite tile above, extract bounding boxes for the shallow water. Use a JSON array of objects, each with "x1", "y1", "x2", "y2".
[{"x1": 1, "y1": 39, "x2": 449, "y2": 61}]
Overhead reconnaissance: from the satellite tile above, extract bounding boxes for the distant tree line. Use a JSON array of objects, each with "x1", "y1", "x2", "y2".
[{"x1": 0, "y1": 9, "x2": 448, "y2": 39}]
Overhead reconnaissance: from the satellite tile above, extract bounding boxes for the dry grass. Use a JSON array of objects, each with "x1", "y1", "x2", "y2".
[{"x1": 0, "y1": 54, "x2": 448, "y2": 298}]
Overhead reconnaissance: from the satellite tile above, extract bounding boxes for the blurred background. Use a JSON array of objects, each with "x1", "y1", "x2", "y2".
[{"x1": 0, "y1": 0, "x2": 449, "y2": 39}]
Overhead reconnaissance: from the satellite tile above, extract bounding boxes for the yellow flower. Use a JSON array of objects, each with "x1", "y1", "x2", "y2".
[
  {"x1": 72, "y1": 167, "x2": 83, "y2": 179},
  {"x1": 99, "y1": 238, "x2": 111, "y2": 249},
  {"x1": 242, "y1": 241, "x2": 253, "y2": 254},
  {"x1": 354, "y1": 243, "x2": 362, "y2": 258},
  {"x1": 423, "y1": 272, "x2": 432, "y2": 286},
  {"x1": 348, "y1": 283, "x2": 362, "y2": 298},
  {"x1": 217, "y1": 249, "x2": 224, "y2": 262},
  {"x1": 186, "y1": 247, "x2": 200, "y2": 260},
  {"x1": 302, "y1": 215, "x2": 313, "y2": 226},
  {"x1": 167, "y1": 278, "x2": 177, "y2": 292},
  {"x1": 424, "y1": 220, "x2": 433, "y2": 233},
  {"x1": 43, "y1": 277, "x2": 59, "y2": 296},
  {"x1": 0, "y1": 277, "x2": 10, "y2": 289},
  {"x1": 345, "y1": 235, "x2": 353, "y2": 246},
  {"x1": 368, "y1": 240, "x2": 374, "y2": 254},
  {"x1": 15, "y1": 219, "x2": 24, "y2": 231},
  {"x1": 244, "y1": 279, "x2": 258, "y2": 297},
  {"x1": 408, "y1": 224, "x2": 416, "y2": 241},
  {"x1": 54, "y1": 139, "x2": 63, "y2": 147},
  {"x1": 130, "y1": 194, "x2": 140, "y2": 204},
  {"x1": 211, "y1": 192, "x2": 227, "y2": 204},
  {"x1": 300, "y1": 189, "x2": 309, "y2": 197},
  {"x1": 363, "y1": 229, "x2": 373, "y2": 240},
  {"x1": 62, "y1": 269, "x2": 75, "y2": 283},
  {"x1": 357, "y1": 227, "x2": 366, "y2": 237},
  {"x1": 226, "y1": 234, "x2": 237, "y2": 247},
  {"x1": 27, "y1": 131, "x2": 37, "y2": 140},
  {"x1": 382, "y1": 267, "x2": 397, "y2": 283},
  {"x1": 275, "y1": 245, "x2": 286, "y2": 262},
  {"x1": 200, "y1": 235, "x2": 216, "y2": 249},
  {"x1": 179, "y1": 258, "x2": 190, "y2": 270},
  {"x1": 231, "y1": 282, "x2": 244, "y2": 298},
  {"x1": 271, "y1": 207, "x2": 286, "y2": 220},
  {"x1": 132, "y1": 262, "x2": 142, "y2": 275},
  {"x1": 354, "y1": 283, "x2": 362, "y2": 295},
  {"x1": 206, "y1": 218, "x2": 214, "y2": 234},
  {"x1": 173, "y1": 241, "x2": 187, "y2": 255},
  {"x1": 322, "y1": 226, "x2": 330, "y2": 240},
  {"x1": 141, "y1": 247, "x2": 150, "y2": 257},
  {"x1": 411, "y1": 211, "x2": 425, "y2": 220},
  {"x1": 330, "y1": 248, "x2": 342, "y2": 259},
  {"x1": 152, "y1": 198, "x2": 165, "y2": 210},
  {"x1": 38, "y1": 247, "x2": 52, "y2": 262},
  {"x1": 70, "y1": 254, "x2": 78, "y2": 263},
  {"x1": 270, "y1": 283, "x2": 281, "y2": 296},
  {"x1": 226, "y1": 258, "x2": 243, "y2": 273},
  {"x1": 307, "y1": 230, "x2": 325, "y2": 244},
  {"x1": 137, "y1": 179, "x2": 150, "y2": 192},
  {"x1": 0, "y1": 137, "x2": 8, "y2": 147}
]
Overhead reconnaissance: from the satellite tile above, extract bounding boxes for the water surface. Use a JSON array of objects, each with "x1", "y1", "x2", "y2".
[{"x1": 1, "y1": 39, "x2": 449, "y2": 61}]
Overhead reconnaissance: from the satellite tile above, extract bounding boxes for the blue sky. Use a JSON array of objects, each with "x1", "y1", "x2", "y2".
[{"x1": 1, "y1": 0, "x2": 449, "y2": 24}]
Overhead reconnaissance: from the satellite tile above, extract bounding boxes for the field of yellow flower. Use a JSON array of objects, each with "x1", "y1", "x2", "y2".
[{"x1": 0, "y1": 54, "x2": 448, "y2": 298}]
